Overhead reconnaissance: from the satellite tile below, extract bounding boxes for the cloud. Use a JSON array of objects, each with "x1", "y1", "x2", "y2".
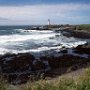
[
  {"x1": 0, "y1": 17, "x2": 9, "y2": 21},
  {"x1": 0, "y1": 3, "x2": 90, "y2": 25}
]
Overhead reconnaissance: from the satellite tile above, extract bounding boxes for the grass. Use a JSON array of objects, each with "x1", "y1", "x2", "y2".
[
  {"x1": 0, "y1": 75, "x2": 7, "y2": 90},
  {"x1": 0, "y1": 67, "x2": 90, "y2": 90},
  {"x1": 78, "y1": 24, "x2": 90, "y2": 31}
]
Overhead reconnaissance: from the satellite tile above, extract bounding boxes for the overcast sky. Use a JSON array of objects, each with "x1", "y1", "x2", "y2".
[{"x1": 0, "y1": 0, "x2": 90, "y2": 25}]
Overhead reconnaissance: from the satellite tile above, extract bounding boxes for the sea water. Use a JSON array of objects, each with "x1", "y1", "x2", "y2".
[{"x1": 0, "y1": 25, "x2": 88, "y2": 55}]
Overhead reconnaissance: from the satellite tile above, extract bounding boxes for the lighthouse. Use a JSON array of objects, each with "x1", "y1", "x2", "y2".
[{"x1": 48, "y1": 19, "x2": 51, "y2": 26}]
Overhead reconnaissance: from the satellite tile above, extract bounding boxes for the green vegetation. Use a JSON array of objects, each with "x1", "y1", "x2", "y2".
[
  {"x1": 0, "y1": 67, "x2": 90, "y2": 90},
  {"x1": 0, "y1": 76, "x2": 7, "y2": 90},
  {"x1": 78, "y1": 24, "x2": 90, "y2": 31},
  {"x1": 24, "y1": 68, "x2": 90, "y2": 90}
]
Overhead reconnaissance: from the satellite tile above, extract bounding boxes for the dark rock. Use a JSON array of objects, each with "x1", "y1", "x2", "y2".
[
  {"x1": 62, "y1": 31, "x2": 72, "y2": 37},
  {"x1": 32, "y1": 60, "x2": 46, "y2": 71},
  {"x1": 40, "y1": 56, "x2": 60, "y2": 68},
  {"x1": 8, "y1": 74, "x2": 17, "y2": 83},
  {"x1": 0, "y1": 53, "x2": 16, "y2": 60},
  {"x1": 0, "y1": 50, "x2": 90, "y2": 84},
  {"x1": 40, "y1": 55, "x2": 85, "y2": 69},
  {"x1": 16, "y1": 74, "x2": 29, "y2": 84},
  {"x1": 74, "y1": 44, "x2": 90, "y2": 54},
  {"x1": 62, "y1": 29, "x2": 90, "y2": 39},
  {"x1": 0, "y1": 53, "x2": 35, "y2": 73},
  {"x1": 61, "y1": 49, "x2": 68, "y2": 53}
]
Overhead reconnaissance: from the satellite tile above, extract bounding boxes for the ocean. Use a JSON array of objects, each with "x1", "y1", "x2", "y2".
[{"x1": 0, "y1": 25, "x2": 88, "y2": 55}]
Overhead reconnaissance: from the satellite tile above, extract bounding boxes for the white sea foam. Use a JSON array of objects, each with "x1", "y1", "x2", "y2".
[
  {"x1": 61, "y1": 41, "x2": 87, "y2": 48},
  {"x1": 0, "y1": 29, "x2": 88, "y2": 55},
  {"x1": 0, "y1": 33, "x2": 55, "y2": 43},
  {"x1": 15, "y1": 29, "x2": 53, "y2": 33},
  {"x1": 0, "y1": 40, "x2": 86, "y2": 55},
  {"x1": 23, "y1": 30, "x2": 53, "y2": 33},
  {"x1": 0, "y1": 46, "x2": 62, "y2": 54}
]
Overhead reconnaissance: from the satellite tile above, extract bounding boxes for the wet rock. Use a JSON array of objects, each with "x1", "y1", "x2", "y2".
[
  {"x1": 61, "y1": 49, "x2": 68, "y2": 53},
  {"x1": 0, "y1": 51, "x2": 90, "y2": 84},
  {"x1": 8, "y1": 74, "x2": 17, "y2": 83},
  {"x1": 74, "y1": 44, "x2": 90, "y2": 54},
  {"x1": 16, "y1": 74, "x2": 29, "y2": 84},
  {"x1": 40, "y1": 55, "x2": 85, "y2": 69},
  {"x1": 32, "y1": 60, "x2": 46, "y2": 71},
  {"x1": 40, "y1": 56, "x2": 59, "y2": 68},
  {"x1": 62, "y1": 31, "x2": 72, "y2": 37},
  {"x1": 0, "y1": 53, "x2": 35, "y2": 73},
  {"x1": 62, "y1": 29, "x2": 90, "y2": 39},
  {"x1": 0, "y1": 53, "x2": 16, "y2": 60}
]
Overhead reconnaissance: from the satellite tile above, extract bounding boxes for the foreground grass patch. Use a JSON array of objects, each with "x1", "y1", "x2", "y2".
[
  {"x1": 0, "y1": 68, "x2": 90, "y2": 90},
  {"x1": 24, "y1": 68, "x2": 90, "y2": 90}
]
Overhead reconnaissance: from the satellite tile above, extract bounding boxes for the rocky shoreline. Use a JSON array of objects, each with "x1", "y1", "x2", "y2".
[
  {"x1": 0, "y1": 43, "x2": 90, "y2": 84},
  {"x1": 62, "y1": 29, "x2": 90, "y2": 39}
]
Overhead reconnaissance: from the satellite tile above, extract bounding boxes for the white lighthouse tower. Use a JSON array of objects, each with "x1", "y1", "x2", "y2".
[{"x1": 48, "y1": 19, "x2": 51, "y2": 26}]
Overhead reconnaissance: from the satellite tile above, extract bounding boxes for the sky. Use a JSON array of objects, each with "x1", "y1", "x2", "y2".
[{"x1": 0, "y1": 0, "x2": 90, "y2": 25}]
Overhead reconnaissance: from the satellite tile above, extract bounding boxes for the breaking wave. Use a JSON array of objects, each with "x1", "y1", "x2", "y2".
[{"x1": 0, "y1": 28, "x2": 87, "y2": 55}]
